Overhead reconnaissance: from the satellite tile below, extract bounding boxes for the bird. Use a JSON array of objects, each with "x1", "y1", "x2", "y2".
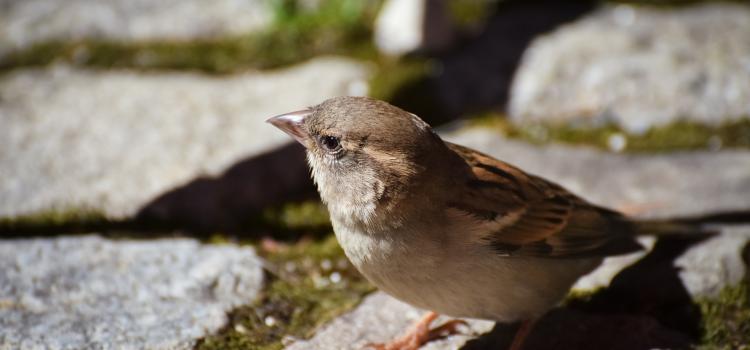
[{"x1": 267, "y1": 96, "x2": 712, "y2": 350}]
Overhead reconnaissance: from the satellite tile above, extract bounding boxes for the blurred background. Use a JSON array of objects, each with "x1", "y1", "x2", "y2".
[{"x1": 1, "y1": 0, "x2": 749, "y2": 349}]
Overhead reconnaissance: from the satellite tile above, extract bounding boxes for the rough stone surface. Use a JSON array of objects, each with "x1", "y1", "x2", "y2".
[
  {"x1": 286, "y1": 127, "x2": 750, "y2": 349},
  {"x1": 0, "y1": 0, "x2": 272, "y2": 56},
  {"x1": 509, "y1": 3, "x2": 750, "y2": 133},
  {"x1": 0, "y1": 235, "x2": 263, "y2": 350},
  {"x1": 676, "y1": 225, "x2": 750, "y2": 297},
  {"x1": 373, "y1": 0, "x2": 454, "y2": 56},
  {"x1": 0, "y1": 57, "x2": 370, "y2": 219}
]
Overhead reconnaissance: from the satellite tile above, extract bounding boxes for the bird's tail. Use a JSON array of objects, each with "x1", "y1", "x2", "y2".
[
  {"x1": 632, "y1": 219, "x2": 716, "y2": 237},
  {"x1": 631, "y1": 210, "x2": 750, "y2": 237}
]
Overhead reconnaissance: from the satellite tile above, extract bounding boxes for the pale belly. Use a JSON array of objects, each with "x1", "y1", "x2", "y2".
[{"x1": 334, "y1": 225, "x2": 601, "y2": 322}]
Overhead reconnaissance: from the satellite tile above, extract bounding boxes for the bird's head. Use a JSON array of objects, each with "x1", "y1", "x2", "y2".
[{"x1": 267, "y1": 96, "x2": 448, "y2": 228}]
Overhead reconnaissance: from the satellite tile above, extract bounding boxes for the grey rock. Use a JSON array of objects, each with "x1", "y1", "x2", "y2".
[
  {"x1": 286, "y1": 127, "x2": 750, "y2": 349},
  {"x1": 676, "y1": 225, "x2": 750, "y2": 297},
  {"x1": 0, "y1": 0, "x2": 272, "y2": 56},
  {"x1": 374, "y1": 0, "x2": 455, "y2": 56},
  {"x1": 0, "y1": 57, "x2": 370, "y2": 219},
  {"x1": 509, "y1": 3, "x2": 750, "y2": 133},
  {"x1": 0, "y1": 235, "x2": 264, "y2": 350}
]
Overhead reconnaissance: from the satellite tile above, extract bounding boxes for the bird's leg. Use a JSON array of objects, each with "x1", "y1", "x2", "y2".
[
  {"x1": 367, "y1": 311, "x2": 466, "y2": 350},
  {"x1": 508, "y1": 319, "x2": 537, "y2": 350},
  {"x1": 426, "y1": 319, "x2": 469, "y2": 341}
]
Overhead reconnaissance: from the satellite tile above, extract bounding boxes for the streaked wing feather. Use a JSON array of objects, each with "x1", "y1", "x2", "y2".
[{"x1": 446, "y1": 142, "x2": 642, "y2": 259}]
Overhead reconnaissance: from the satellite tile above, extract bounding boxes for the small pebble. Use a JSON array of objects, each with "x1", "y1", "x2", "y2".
[
  {"x1": 313, "y1": 274, "x2": 330, "y2": 288},
  {"x1": 234, "y1": 324, "x2": 248, "y2": 334},
  {"x1": 320, "y1": 259, "x2": 332, "y2": 271},
  {"x1": 285, "y1": 261, "x2": 297, "y2": 273},
  {"x1": 264, "y1": 316, "x2": 277, "y2": 327},
  {"x1": 607, "y1": 133, "x2": 627, "y2": 152},
  {"x1": 330, "y1": 272, "x2": 342, "y2": 284}
]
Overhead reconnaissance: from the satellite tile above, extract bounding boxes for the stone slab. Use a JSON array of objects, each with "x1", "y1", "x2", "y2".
[
  {"x1": 0, "y1": 57, "x2": 370, "y2": 219},
  {"x1": 0, "y1": 0, "x2": 272, "y2": 56},
  {"x1": 509, "y1": 3, "x2": 750, "y2": 132},
  {"x1": 0, "y1": 235, "x2": 264, "y2": 350}
]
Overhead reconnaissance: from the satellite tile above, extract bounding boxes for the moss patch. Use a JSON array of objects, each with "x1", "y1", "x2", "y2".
[
  {"x1": 447, "y1": 0, "x2": 500, "y2": 30},
  {"x1": 0, "y1": 207, "x2": 122, "y2": 237},
  {"x1": 0, "y1": 207, "x2": 107, "y2": 227},
  {"x1": 470, "y1": 113, "x2": 750, "y2": 152},
  {"x1": 261, "y1": 200, "x2": 331, "y2": 231},
  {"x1": 196, "y1": 234, "x2": 374, "y2": 350},
  {"x1": 0, "y1": 0, "x2": 381, "y2": 74},
  {"x1": 0, "y1": 200, "x2": 332, "y2": 239},
  {"x1": 368, "y1": 58, "x2": 433, "y2": 102},
  {"x1": 697, "y1": 281, "x2": 750, "y2": 349}
]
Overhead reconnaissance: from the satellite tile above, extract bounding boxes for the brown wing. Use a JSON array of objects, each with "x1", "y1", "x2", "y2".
[{"x1": 446, "y1": 142, "x2": 642, "y2": 259}]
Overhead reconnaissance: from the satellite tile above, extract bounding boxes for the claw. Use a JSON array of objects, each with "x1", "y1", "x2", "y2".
[{"x1": 364, "y1": 312, "x2": 467, "y2": 350}]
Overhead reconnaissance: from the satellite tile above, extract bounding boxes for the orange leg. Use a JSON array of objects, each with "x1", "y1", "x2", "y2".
[
  {"x1": 367, "y1": 312, "x2": 467, "y2": 350},
  {"x1": 508, "y1": 319, "x2": 537, "y2": 350}
]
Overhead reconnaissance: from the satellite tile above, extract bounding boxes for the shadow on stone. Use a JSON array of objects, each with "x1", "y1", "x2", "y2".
[
  {"x1": 461, "y1": 237, "x2": 709, "y2": 350},
  {"x1": 389, "y1": 0, "x2": 596, "y2": 123},
  {"x1": 135, "y1": 142, "x2": 318, "y2": 235}
]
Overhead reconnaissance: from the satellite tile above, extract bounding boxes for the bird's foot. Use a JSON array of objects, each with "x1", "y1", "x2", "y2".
[{"x1": 365, "y1": 312, "x2": 467, "y2": 350}]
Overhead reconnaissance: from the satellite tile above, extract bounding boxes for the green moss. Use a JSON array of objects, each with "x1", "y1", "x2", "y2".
[
  {"x1": 470, "y1": 113, "x2": 750, "y2": 152},
  {"x1": 196, "y1": 234, "x2": 374, "y2": 350},
  {"x1": 0, "y1": 207, "x2": 118, "y2": 237},
  {"x1": 368, "y1": 58, "x2": 433, "y2": 102},
  {"x1": 697, "y1": 281, "x2": 750, "y2": 350},
  {"x1": 0, "y1": 0, "x2": 382, "y2": 74},
  {"x1": 564, "y1": 287, "x2": 604, "y2": 304},
  {"x1": 262, "y1": 200, "x2": 331, "y2": 231},
  {"x1": 447, "y1": 0, "x2": 499, "y2": 29},
  {"x1": 0, "y1": 207, "x2": 106, "y2": 226}
]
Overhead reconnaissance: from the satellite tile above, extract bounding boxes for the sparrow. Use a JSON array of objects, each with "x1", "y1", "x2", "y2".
[{"x1": 267, "y1": 96, "x2": 710, "y2": 350}]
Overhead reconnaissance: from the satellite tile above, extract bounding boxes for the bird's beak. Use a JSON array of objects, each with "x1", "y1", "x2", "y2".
[{"x1": 266, "y1": 109, "x2": 312, "y2": 147}]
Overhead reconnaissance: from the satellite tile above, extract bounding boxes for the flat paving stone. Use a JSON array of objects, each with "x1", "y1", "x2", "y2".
[
  {"x1": 0, "y1": 235, "x2": 264, "y2": 350},
  {"x1": 0, "y1": 0, "x2": 272, "y2": 56},
  {"x1": 509, "y1": 3, "x2": 750, "y2": 132},
  {"x1": 285, "y1": 127, "x2": 750, "y2": 350},
  {"x1": 0, "y1": 57, "x2": 370, "y2": 220}
]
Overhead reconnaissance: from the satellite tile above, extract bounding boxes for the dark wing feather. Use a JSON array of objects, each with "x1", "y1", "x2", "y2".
[{"x1": 446, "y1": 142, "x2": 642, "y2": 259}]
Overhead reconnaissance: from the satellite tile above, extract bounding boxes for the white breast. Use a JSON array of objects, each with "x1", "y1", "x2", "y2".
[{"x1": 332, "y1": 219, "x2": 601, "y2": 322}]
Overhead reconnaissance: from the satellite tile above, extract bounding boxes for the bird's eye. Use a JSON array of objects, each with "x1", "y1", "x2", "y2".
[{"x1": 319, "y1": 135, "x2": 341, "y2": 153}]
